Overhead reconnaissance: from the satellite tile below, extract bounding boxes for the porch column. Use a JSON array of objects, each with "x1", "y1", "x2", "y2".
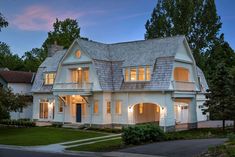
[{"x1": 188, "y1": 97, "x2": 197, "y2": 129}]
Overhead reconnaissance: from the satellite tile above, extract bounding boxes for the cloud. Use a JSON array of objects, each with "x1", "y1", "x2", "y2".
[{"x1": 11, "y1": 5, "x2": 105, "y2": 31}]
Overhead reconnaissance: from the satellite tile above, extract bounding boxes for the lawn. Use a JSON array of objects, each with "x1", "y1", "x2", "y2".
[
  {"x1": 0, "y1": 127, "x2": 107, "y2": 146},
  {"x1": 67, "y1": 138, "x2": 124, "y2": 152},
  {"x1": 67, "y1": 128, "x2": 233, "y2": 152}
]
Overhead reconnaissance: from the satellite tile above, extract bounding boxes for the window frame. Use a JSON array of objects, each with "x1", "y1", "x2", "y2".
[
  {"x1": 44, "y1": 73, "x2": 56, "y2": 85},
  {"x1": 115, "y1": 100, "x2": 122, "y2": 115},
  {"x1": 124, "y1": 65, "x2": 151, "y2": 82},
  {"x1": 93, "y1": 100, "x2": 99, "y2": 114},
  {"x1": 106, "y1": 101, "x2": 111, "y2": 114}
]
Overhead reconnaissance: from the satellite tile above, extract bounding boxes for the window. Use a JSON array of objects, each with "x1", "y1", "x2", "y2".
[
  {"x1": 44, "y1": 73, "x2": 55, "y2": 85},
  {"x1": 124, "y1": 68, "x2": 129, "y2": 81},
  {"x1": 124, "y1": 66, "x2": 151, "y2": 82},
  {"x1": 115, "y1": 101, "x2": 122, "y2": 114},
  {"x1": 94, "y1": 100, "x2": 99, "y2": 114},
  {"x1": 139, "y1": 103, "x2": 143, "y2": 114},
  {"x1": 174, "y1": 67, "x2": 189, "y2": 81},
  {"x1": 107, "y1": 101, "x2": 111, "y2": 114},
  {"x1": 130, "y1": 68, "x2": 137, "y2": 81},
  {"x1": 138, "y1": 66, "x2": 145, "y2": 81},
  {"x1": 75, "y1": 50, "x2": 81, "y2": 58},
  {"x1": 146, "y1": 66, "x2": 151, "y2": 81},
  {"x1": 39, "y1": 99, "x2": 48, "y2": 119},
  {"x1": 71, "y1": 68, "x2": 89, "y2": 83},
  {"x1": 58, "y1": 97, "x2": 65, "y2": 113},
  {"x1": 156, "y1": 106, "x2": 160, "y2": 112}
]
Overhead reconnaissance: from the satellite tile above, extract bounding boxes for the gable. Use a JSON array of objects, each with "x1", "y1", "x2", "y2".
[
  {"x1": 175, "y1": 41, "x2": 193, "y2": 62},
  {"x1": 62, "y1": 41, "x2": 92, "y2": 65}
]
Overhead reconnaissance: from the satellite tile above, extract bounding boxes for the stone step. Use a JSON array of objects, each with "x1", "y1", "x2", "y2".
[{"x1": 62, "y1": 123, "x2": 84, "y2": 129}]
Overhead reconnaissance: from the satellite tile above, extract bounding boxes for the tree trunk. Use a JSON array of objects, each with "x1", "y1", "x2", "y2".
[{"x1": 222, "y1": 119, "x2": 225, "y2": 131}]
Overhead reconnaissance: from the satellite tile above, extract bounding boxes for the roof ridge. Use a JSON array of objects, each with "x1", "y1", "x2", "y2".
[{"x1": 77, "y1": 35, "x2": 185, "y2": 46}]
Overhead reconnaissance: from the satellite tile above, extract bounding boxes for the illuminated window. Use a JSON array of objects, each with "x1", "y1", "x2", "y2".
[
  {"x1": 124, "y1": 66, "x2": 151, "y2": 82},
  {"x1": 146, "y1": 66, "x2": 151, "y2": 81},
  {"x1": 44, "y1": 73, "x2": 55, "y2": 85},
  {"x1": 107, "y1": 101, "x2": 111, "y2": 114},
  {"x1": 75, "y1": 50, "x2": 81, "y2": 58},
  {"x1": 138, "y1": 66, "x2": 145, "y2": 81},
  {"x1": 39, "y1": 99, "x2": 48, "y2": 119},
  {"x1": 139, "y1": 103, "x2": 143, "y2": 114},
  {"x1": 156, "y1": 106, "x2": 160, "y2": 112},
  {"x1": 94, "y1": 100, "x2": 99, "y2": 114},
  {"x1": 125, "y1": 68, "x2": 129, "y2": 81},
  {"x1": 115, "y1": 101, "x2": 122, "y2": 114},
  {"x1": 71, "y1": 68, "x2": 89, "y2": 83},
  {"x1": 130, "y1": 68, "x2": 137, "y2": 81},
  {"x1": 174, "y1": 67, "x2": 189, "y2": 81},
  {"x1": 58, "y1": 97, "x2": 65, "y2": 113}
]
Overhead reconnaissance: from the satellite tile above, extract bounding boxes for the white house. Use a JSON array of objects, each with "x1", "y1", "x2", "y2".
[
  {"x1": 0, "y1": 70, "x2": 35, "y2": 119},
  {"x1": 32, "y1": 36, "x2": 208, "y2": 131}
]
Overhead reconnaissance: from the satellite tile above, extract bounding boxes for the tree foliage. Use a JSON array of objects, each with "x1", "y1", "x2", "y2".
[
  {"x1": 0, "y1": 87, "x2": 29, "y2": 120},
  {"x1": 203, "y1": 63, "x2": 233, "y2": 130},
  {"x1": 0, "y1": 12, "x2": 8, "y2": 31},
  {"x1": 145, "y1": 0, "x2": 222, "y2": 69},
  {"x1": 43, "y1": 18, "x2": 81, "y2": 51}
]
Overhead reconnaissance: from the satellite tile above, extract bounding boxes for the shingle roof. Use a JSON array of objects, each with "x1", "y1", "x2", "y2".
[
  {"x1": 196, "y1": 66, "x2": 209, "y2": 93},
  {"x1": 0, "y1": 70, "x2": 34, "y2": 83},
  {"x1": 32, "y1": 50, "x2": 66, "y2": 93}
]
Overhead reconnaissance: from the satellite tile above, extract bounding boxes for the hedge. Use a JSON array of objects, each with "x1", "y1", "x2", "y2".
[
  {"x1": 122, "y1": 124, "x2": 165, "y2": 145},
  {"x1": 0, "y1": 119, "x2": 36, "y2": 127}
]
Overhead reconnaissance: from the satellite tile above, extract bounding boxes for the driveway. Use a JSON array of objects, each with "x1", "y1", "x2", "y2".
[{"x1": 120, "y1": 138, "x2": 226, "y2": 157}]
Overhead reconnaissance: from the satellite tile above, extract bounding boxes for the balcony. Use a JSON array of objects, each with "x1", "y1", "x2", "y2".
[
  {"x1": 53, "y1": 82, "x2": 93, "y2": 95},
  {"x1": 172, "y1": 81, "x2": 195, "y2": 91}
]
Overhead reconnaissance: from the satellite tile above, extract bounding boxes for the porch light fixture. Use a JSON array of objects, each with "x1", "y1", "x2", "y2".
[
  {"x1": 72, "y1": 95, "x2": 75, "y2": 98},
  {"x1": 128, "y1": 106, "x2": 133, "y2": 112},
  {"x1": 78, "y1": 67, "x2": 82, "y2": 70}
]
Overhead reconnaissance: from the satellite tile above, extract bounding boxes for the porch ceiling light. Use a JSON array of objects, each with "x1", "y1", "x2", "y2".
[
  {"x1": 78, "y1": 67, "x2": 82, "y2": 70},
  {"x1": 128, "y1": 106, "x2": 133, "y2": 112}
]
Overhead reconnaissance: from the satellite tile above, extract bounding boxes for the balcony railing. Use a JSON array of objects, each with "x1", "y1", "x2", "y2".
[
  {"x1": 53, "y1": 82, "x2": 93, "y2": 91},
  {"x1": 172, "y1": 81, "x2": 195, "y2": 91}
]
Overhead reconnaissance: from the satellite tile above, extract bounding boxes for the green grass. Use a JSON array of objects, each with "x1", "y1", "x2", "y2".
[
  {"x1": 165, "y1": 128, "x2": 230, "y2": 140},
  {"x1": 0, "y1": 127, "x2": 107, "y2": 146},
  {"x1": 67, "y1": 138, "x2": 124, "y2": 152}
]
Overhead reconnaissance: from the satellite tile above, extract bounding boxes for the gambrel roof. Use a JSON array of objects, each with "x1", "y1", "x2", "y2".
[{"x1": 32, "y1": 35, "x2": 208, "y2": 93}]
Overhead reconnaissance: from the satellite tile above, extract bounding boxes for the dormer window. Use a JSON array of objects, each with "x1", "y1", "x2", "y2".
[
  {"x1": 124, "y1": 65, "x2": 151, "y2": 82},
  {"x1": 44, "y1": 73, "x2": 56, "y2": 85},
  {"x1": 75, "y1": 50, "x2": 81, "y2": 58}
]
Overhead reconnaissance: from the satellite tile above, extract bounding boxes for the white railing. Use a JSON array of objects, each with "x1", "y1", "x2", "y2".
[
  {"x1": 53, "y1": 82, "x2": 93, "y2": 91},
  {"x1": 172, "y1": 81, "x2": 195, "y2": 91}
]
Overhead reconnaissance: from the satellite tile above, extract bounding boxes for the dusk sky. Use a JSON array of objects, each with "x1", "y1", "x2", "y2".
[{"x1": 0, "y1": 0, "x2": 234, "y2": 56}]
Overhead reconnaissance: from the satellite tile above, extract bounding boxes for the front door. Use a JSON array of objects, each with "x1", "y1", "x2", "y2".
[{"x1": 76, "y1": 104, "x2": 82, "y2": 122}]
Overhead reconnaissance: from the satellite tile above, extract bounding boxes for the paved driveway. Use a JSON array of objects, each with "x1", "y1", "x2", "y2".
[{"x1": 120, "y1": 138, "x2": 226, "y2": 157}]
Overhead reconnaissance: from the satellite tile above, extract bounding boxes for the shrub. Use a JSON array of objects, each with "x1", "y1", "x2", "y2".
[
  {"x1": 228, "y1": 133, "x2": 235, "y2": 142},
  {"x1": 0, "y1": 119, "x2": 36, "y2": 127},
  {"x1": 122, "y1": 124, "x2": 165, "y2": 145}
]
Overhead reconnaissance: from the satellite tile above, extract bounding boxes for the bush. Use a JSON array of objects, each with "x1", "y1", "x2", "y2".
[
  {"x1": 122, "y1": 124, "x2": 165, "y2": 145},
  {"x1": 228, "y1": 133, "x2": 235, "y2": 142},
  {"x1": 0, "y1": 119, "x2": 36, "y2": 127}
]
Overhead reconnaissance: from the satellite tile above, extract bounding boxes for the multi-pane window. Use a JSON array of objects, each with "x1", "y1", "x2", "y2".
[
  {"x1": 115, "y1": 101, "x2": 122, "y2": 114},
  {"x1": 44, "y1": 73, "x2": 55, "y2": 85},
  {"x1": 58, "y1": 97, "x2": 65, "y2": 113},
  {"x1": 124, "y1": 66, "x2": 151, "y2": 82},
  {"x1": 130, "y1": 68, "x2": 137, "y2": 81},
  {"x1": 94, "y1": 100, "x2": 99, "y2": 114},
  {"x1": 71, "y1": 68, "x2": 89, "y2": 83},
  {"x1": 138, "y1": 67, "x2": 145, "y2": 81},
  {"x1": 146, "y1": 66, "x2": 151, "y2": 81},
  {"x1": 124, "y1": 68, "x2": 129, "y2": 81},
  {"x1": 107, "y1": 101, "x2": 111, "y2": 114},
  {"x1": 39, "y1": 99, "x2": 49, "y2": 119}
]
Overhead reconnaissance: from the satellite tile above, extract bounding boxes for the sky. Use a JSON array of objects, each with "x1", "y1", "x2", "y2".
[{"x1": 0, "y1": 0, "x2": 234, "y2": 56}]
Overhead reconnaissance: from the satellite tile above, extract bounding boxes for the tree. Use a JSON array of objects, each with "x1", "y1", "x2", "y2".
[
  {"x1": 145, "y1": 0, "x2": 222, "y2": 69},
  {"x1": 0, "y1": 42, "x2": 24, "y2": 71},
  {"x1": 0, "y1": 12, "x2": 8, "y2": 31},
  {"x1": 203, "y1": 63, "x2": 232, "y2": 130},
  {"x1": 42, "y1": 18, "x2": 81, "y2": 52},
  {"x1": 22, "y1": 48, "x2": 46, "y2": 72},
  {"x1": 230, "y1": 67, "x2": 235, "y2": 132},
  {"x1": 205, "y1": 34, "x2": 235, "y2": 84},
  {"x1": 0, "y1": 87, "x2": 29, "y2": 120}
]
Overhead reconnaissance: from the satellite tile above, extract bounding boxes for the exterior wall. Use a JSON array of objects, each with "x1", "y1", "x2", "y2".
[
  {"x1": 32, "y1": 93, "x2": 55, "y2": 121},
  {"x1": 196, "y1": 93, "x2": 208, "y2": 121},
  {"x1": 10, "y1": 103, "x2": 33, "y2": 120},
  {"x1": 8, "y1": 83, "x2": 32, "y2": 95}
]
